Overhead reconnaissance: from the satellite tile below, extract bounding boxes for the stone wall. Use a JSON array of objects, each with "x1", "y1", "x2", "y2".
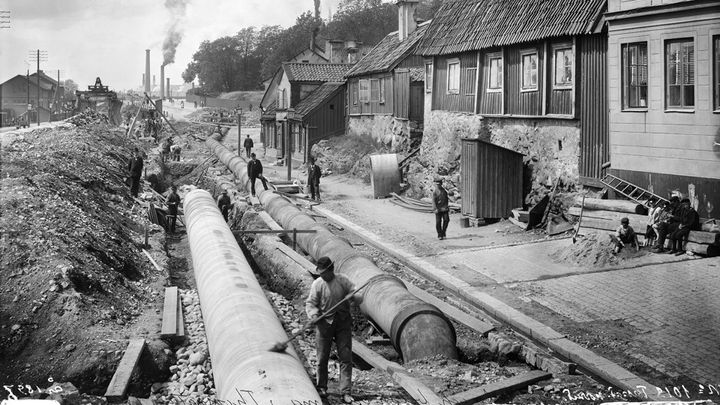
[
  {"x1": 407, "y1": 110, "x2": 580, "y2": 205},
  {"x1": 347, "y1": 115, "x2": 414, "y2": 152}
]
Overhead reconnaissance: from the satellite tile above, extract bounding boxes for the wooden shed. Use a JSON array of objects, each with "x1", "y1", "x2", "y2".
[{"x1": 461, "y1": 138, "x2": 524, "y2": 219}]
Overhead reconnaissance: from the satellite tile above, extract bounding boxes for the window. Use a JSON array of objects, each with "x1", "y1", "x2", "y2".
[
  {"x1": 465, "y1": 67, "x2": 477, "y2": 96},
  {"x1": 487, "y1": 53, "x2": 503, "y2": 91},
  {"x1": 370, "y1": 79, "x2": 380, "y2": 102},
  {"x1": 666, "y1": 38, "x2": 694, "y2": 109},
  {"x1": 447, "y1": 59, "x2": 460, "y2": 94},
  {"x1": 621, "y1": 42, "x2": 648, "y2": 109},
  {"x1": 521, "y1": 51, "x2": 538, "y2": 91},
  {"x1": 714, "y1": 36, "x2": 719, "y2": 111},
  {"x1": 351, "y1": 82, "x2": 358, "y2": 106},
  {"x1": 379, "y1": 78, "x2": 385, "y2": 103},
  {"x1": 425, "y1": 62, "x2": 433, "y2": 93},
  {"x1": 554, "y1": 47, "x2": 573, "y2": 88},
  {"x1": 359, "y1": 79, "x2": 370, "y2": 103},
  {"x1": 277, "y1": 88, "x2": 287, "y2": 109}
]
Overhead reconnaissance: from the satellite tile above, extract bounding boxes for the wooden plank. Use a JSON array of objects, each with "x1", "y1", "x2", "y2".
[
  {"x1": 446, "y1": 370, "x2": 552, "y2": 405},
  {"x1": 685, "y1": 242, "x2": 720, "y2": 257},
  {"x1": 142, "y1": 249, "x2": 163, "y2": 272},
  {"x1": 573, "y1": 197, "x2": 644, "y2": 214},
  {"x1": 161, "y1": 287, "x2": 178, "y2": 338},
  {"x1": 352, "y1": 339, "x2": 446, "y2": 405},
  {"x1": 176, "y1": 289, "x2": 185, "y2": 339},
  {"x1": 105, "y1": 339, "x2": 146, "y2": 401},
  {"x1": 568, "y1": 207, "x2": 647, "y2": 226},
  {"x1": 406, "y1": 283, "x2": 495, "y2": 336},
  {"x1": 138, "y1": 399, "x2": 154, "y2": 405}
]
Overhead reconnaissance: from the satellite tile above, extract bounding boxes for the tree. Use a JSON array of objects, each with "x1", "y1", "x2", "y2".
[
  {"x1": 181, "y1": 36, "x2": 245, "y2": 93},
  {"x1": 324, "y1": 1, "x2": 396, "y2": 45},
  {"x1": 259, "y1": 12, "x2": 323, "y2": 80}
]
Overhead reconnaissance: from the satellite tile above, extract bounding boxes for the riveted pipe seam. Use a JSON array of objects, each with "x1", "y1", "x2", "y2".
[
  {"x1": 184, "y1": 189, "x2": 320, "y2": 402},
  {"x1": 205, "y1": 135, "x2": 458, "y2": 362}
]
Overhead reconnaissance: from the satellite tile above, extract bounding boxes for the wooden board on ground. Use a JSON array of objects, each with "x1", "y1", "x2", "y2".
[
  {"x1": 568, "y1": 207, "x2": 647, "y2": 227},
  {"x1": 104, "y1": 339, "x2": 146, "y2": 401},
  {"x1": 161, "y1": 287, "x2": 178, "y2": 338},
  {"x1": 176, "y1": 290, "x2": 185, "y2": 339},
  {"x1": 352, "y1": 339, "x2": 446, "y2": 405},
  {"x1": 446, "y1": 370, "x2": 552, "y2": 405},
  {"x1": 574, "y1": 197, "x2": 645, "y2": 214},
  {"x1": 406, "y1": 284, "x2": 494, "y2": 336}
]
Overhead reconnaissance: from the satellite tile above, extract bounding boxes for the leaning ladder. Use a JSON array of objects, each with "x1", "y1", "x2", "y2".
[{"x1": 600, "y1": 173, "x2": 669, "y2": 209}]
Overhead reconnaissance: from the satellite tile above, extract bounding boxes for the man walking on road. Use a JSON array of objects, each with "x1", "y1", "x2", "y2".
[
  {"x1": 166, "y1": 185, "x2": 181, "y2": 233},
  {"x1": 305, "y1": 257, "x2": 356, "y2": 403},
  {"x1": 247, "y1": 153, "x2": 268, "y2": 197},
  {"x1": 217, "y1": 189, "x2": 231, "y2": 222},
  {"x1": 128, "y1": 147, "x2": 144, "y2": 197},
  {"x1": 307, "y1": 157, "x2": 322, "y2": 201},
  {"x1": 432, "y1": 178, "x2": 450, "y2": 240},
  {"x1": 243, "y1": 134, "x2": 254, "y2": 158}
]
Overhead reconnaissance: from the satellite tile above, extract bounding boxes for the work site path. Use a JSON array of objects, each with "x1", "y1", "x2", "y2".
[{"x1": 315, "y1": 173, "x2": 720, "y2": 395}]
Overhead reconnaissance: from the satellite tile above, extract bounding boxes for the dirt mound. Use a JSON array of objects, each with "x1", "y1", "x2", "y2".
[
  {"x1": 0, "y1": 122, "x2": 168, "y2": 391},
  {"x1": 550, "y1": 232, "x2": 648, "y2": 268},
  {"x1": 310, "y1": 135, "x2": 384, "y2": 183}
]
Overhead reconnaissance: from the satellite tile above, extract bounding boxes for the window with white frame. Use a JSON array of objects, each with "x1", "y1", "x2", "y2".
[
  {"x1": 447, "y1": 58, "x2": 460, "y2": 94},
  {"x1": 351, "y1": 81, "x2": 358, "y2": 106},
  {"x1": 359, "y1": 79, "x2": 370, "y2": 103},
  {"x1": 621, "y1": 42, "x2": 648, "y2": 109},
  {"x1": 465, "y1": 67, "x2": 477, "y2": 96},
  {"x1": 370, "y1": 79, "x2": 380, "y2": 102},
  {"x1": 425, "y1": 62, "x2": 433, "y2": 93},
  {"x1": 665, "y1": 38, "x2": 694, "y2": 109},
  {"x1": 553, "y1": 46, "x2": 573, "y2": 88},
  {"x1": 487, "y1": 53, "x2": 503, "y2": 91},
  {"x1": 521, "y1": 51, "x2": 538, "y2": 91},
  {"x1": 379, "y1": 78, "x2": 385, "y2": 103},
  {"x1": 713, "y1": 35, "x2": 719, "y2": 111}
]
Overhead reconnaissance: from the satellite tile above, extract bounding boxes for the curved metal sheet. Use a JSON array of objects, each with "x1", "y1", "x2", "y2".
[{"x1": 370, "y1": 154, "x2": 401, "y2": 199}]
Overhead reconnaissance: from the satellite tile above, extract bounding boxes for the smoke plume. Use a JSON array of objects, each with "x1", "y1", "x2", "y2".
[{"x1": 162, "y1": 0, "x2": 189, "y2": 66}]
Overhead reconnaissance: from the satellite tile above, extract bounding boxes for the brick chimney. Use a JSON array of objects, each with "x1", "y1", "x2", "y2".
[
  {"x1": 145, "y1": 49, "x2": 151, "y2": 93},
  {"x1": 160, "y1": 65, "x2": 165, "y2": 100},
  {"x1": 396, "y1": 0, "x2": 419, "y2": 41}
]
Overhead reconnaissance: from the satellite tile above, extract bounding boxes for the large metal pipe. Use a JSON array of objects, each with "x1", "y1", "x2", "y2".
[
  {"x1": 206, "y1": 136, "x2": 458, "y2": 361},
  {"x1": 145, "y1": 50, "x2": 151, "y2": 93},
  {"x1": 184, "y1": 189, "x2": 321, "y2": 403}
]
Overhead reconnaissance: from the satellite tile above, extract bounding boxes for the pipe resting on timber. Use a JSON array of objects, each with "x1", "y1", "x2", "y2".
[
  {"x1": 184, "y1": 189, "x2": 321, "y2": 402},
  {"x1": 206, "y1": 135, "x2": 458, "y2": 361}
]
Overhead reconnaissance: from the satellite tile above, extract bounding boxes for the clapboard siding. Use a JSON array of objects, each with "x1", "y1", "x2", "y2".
[
  {"x1": 505, "y1": 45, "x2": 544, "y2": 116},
  {"x1": 478, "y1": 49, "x2": 502, "y2": 114},
  {"x1": 432, "y1": 52, "x2": 476, "y2": 112},
  {"x1": 579, "y1": 33, "x2": 609, "y2": 178},
  {"x1": 607, "y1": 3, "x2": 720, "y2": 180},
  {"x1": 394, "y1": 70, "x2": 410, "y2": 119},
  {"x1": 347, "y1": 75, "x2": 393, "y2": 116},
  {"x1": 306, "y1": 87, "x2": 346, "y2": 148}
]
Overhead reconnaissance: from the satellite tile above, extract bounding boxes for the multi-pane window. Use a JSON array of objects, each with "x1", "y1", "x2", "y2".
[
  {"x1": 621, "y1": 42, "x2": 648, "y2": 109},
  {"x1": 714, "y1": 36, "x2": 719, "y2": 111},
  {"x1": 487, "y1": 54, "x2": 502, "y2": 91},
  {"x1": 521, "y1": 52, "x2": 538, "y2": 91},
  {"x1": 425, "y1": 62, "x2": 433, "y2": 93},
  {"x1": 447, "y1": 59, "x2": 460, "y2": 94},
  {"x1": 359, "y1": 79, "x2": 370, "y2": 103},
  {"x1": 379, "y1": 78, "x2": 385, "y2": 103},
  {"x1": 554, "y1": 47, "x2": 573, "y2": 88},
  {"x1": 370, "y1": 79, "x2": 380, "y2": 102},
  {"x1": 666, "y1": 38, "x2": 694, "y2": 109},
  {"x1": 465, "y1": 67, "x2": 477, "y2": 96},
  {"x1": 351, "y1": 82, "x2": 358, "y2": 106}
]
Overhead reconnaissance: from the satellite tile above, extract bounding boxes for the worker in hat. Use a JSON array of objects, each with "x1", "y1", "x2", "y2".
[
  {"x1": 652, "y1": 196, "x2": 682, "y2": 253},
  {"x1": 305, "y1": 256, "x2": 356, "y2": 403},
  {"x1": 611, "y1": 217, "x2": 639, "y2": 253},
  {"x1": 243, "y1": 134, "x2": 254, "y2": 158},
  {"x1": 217, "y1": 189, "x2": 232, "y2": 222},
  {"x1": 247, "y1": 153, "x2": 269, "y2": 197},
  {"x1": 667, "y1": 198, "x2": 698, "y2": 255},
  {"x1": 166, "y1": 185, "x2": 181, "y2": 233},
  {"x1": 432, "y1": 177, "x2": 450, "y2": 240},
  {"x1": 128, "y1": 147, "x2": 144, "y2": 197}
]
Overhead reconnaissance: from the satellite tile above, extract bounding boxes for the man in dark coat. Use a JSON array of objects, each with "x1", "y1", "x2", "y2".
[
  {"x1": 243, "y1": 134, "x2": 254, "y2": 158},
  {"x1": 668, "y1": 198, "x2": 699, "y2": 255},
  {"x1": 307, "y1": 157, "x2": 322, "y2": 201},
  {"x1": 166, "y1": 185, "x2": 181, "y2": 233},
  {"x1": 432, "y1": 178, "x2": 450, "y2": 240},
  {"x1": 652, "y1": 196, "x2": 681, "y2": 253},
  {"x1": 217, "y1": 189, "x2": 231, "y2": 222},
  {"x1": 128, "y1": 148, "x2": 144, "y2": 197},
  {"x1": 247, "y1": 153, "x2": 268, "y2": 197}
]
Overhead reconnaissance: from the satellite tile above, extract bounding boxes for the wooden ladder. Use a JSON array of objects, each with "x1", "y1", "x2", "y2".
[{"x1": 600, "y1": 173, "x2": 668, "y2": 209}]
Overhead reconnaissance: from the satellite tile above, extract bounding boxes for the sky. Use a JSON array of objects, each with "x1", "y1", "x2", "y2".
[{"x1": 0, "y1": 0, "x2": 342, "y2": 91}]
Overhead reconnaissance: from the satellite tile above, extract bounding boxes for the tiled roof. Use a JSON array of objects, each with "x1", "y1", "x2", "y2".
[
  {"x1": 283, "y1": 63, "x2": 353, "y2": 82},
  {"x1": 294, "y1": 82, "x2": 344, "y2": 117},
  {"x1": 345, "y1": 23, "x2": 429, "y2": 78},
  {"x1": 418, "y1": 0, "x2": 606, "y2": 56},
  {"x1": 409, "y1": 67, "x2": 424, "y2": 82}
]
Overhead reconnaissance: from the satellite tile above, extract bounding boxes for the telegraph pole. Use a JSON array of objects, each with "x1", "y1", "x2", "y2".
[
  {"x1": 28, "y1": 50, "x2": 48, "y2": 126},
  {"x1": 237, "y1": 109, "x2": 243, "y2": 157}
]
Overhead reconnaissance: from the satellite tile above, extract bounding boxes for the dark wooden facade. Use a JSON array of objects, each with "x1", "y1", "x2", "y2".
[
  {"x1": 578, "y1": 34, "x2": 609, "y2": 180},
  {"x1": 347, "y1": 73, "x2": 393, "y2": 116},
  {"x1": 432, "y1": 52, "x2": 477, "y2": 113},
  {"x1": 461, "y1": 138, "x2": 524, "y2": 219}
]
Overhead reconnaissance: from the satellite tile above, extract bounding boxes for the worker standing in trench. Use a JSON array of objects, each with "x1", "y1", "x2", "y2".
[
  {"x1": 128, "y1": 147, "x2": 144, "y2": 197},
  {"x1": 305, "y1": 257, "x2": 356, "y2": 403},
  {"x1": 432, "y1": 178, "x2": 450, "y2": 240}
]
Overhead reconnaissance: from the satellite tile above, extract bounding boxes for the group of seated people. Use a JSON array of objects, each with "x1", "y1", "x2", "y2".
[{"x1": 611, "y1": 196, "x2": 699, "y2": 256}]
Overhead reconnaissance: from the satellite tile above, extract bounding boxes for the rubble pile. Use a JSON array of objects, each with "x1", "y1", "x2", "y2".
[
  {"x1": 550, "y1": 232, "x2": 647, "y2": 267},
  {"x1": 151, "y1": 290, "x2": 216, "y2": 404},
  {"x1": 65, "y1": 109, "x2": 111, "y2": 126},
  {"x1": 310, "y1": 135, "x2": 383, "y2": 182},
  {"x1": 0, "y1": 123, "x2": 165, "y2": 388}
]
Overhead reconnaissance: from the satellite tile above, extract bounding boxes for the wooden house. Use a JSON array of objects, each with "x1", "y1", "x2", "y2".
[
  {"x1": 344, "y1": 0, "x2": 428, "y2": 149},
  {"x1": 260, "y1": 63, "x2": 352, "y2": 162},
  {"x1": 606, "y1": 0, "x2": 720, "y2": 218},
  {"x1": 417, "y1": 0, "x2": 608, "y2": 189},
  {"x1": 0, "y1": 71, "x2": 63, "y2": 123}
]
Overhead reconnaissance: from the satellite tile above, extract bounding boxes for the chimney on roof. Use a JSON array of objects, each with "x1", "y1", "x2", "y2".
[{"x1": 396, "y1": 0, "x2": 419, "y2": 41}]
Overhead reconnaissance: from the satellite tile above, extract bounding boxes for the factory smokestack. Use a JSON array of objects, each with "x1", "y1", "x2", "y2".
[
  {"x1": 145, "y1": 50, "x2": 151, "y2": 93},
  {"x1": 160, "y1": 65, "x2": 165, "y2": 100},
  {"x1": 167, "y1": 78, "x2": 170, "y2": 98},
  {"x1": 142, "y1": 73, "x2": 145, "y2": 88}
]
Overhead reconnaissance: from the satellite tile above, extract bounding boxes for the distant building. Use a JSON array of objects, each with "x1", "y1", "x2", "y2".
[
  {"x1": 0, "y1": 70, "x2": 67, "y2": 124},
  {"x1": 606, "y1": 0, "x2": 720, "y2": 217}
]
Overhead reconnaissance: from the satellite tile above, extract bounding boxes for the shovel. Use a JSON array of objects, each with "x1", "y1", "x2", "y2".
[{"x1": 268, "y1": 279, "x2": 372, "y2": 353}]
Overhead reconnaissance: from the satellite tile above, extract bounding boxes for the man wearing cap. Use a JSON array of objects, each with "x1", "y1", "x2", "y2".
[
  {"x1": 166, "y1": 185, "x2": 181, "y2": 233},
  {"x1": 243, "y1": 134, "x2": 254, "y2": 158},
  {"x1": 305, "y1": 257, "x2": 355, "y2": 403},
  {"x1": 611, "y1": 217, "x2": 639, "y2": 253},
  {"x1": 217, "y1": 189, "x2": 232, "y2": 222},
  {"x1": 652, "y1": 196, "x2": 682, "y2": 253},
  {"x1": 667, "y1": 198, "x2": 699, "y2": 255},
  {"x1": 432, "y1": 178, "x2": 450, "y2": 240},
  {"x1": 128, "y1": 147, "x2": 144, "y2": 197},
  {"x1": 247, "y1": 153, "x2": 269, "y2": 197}
]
